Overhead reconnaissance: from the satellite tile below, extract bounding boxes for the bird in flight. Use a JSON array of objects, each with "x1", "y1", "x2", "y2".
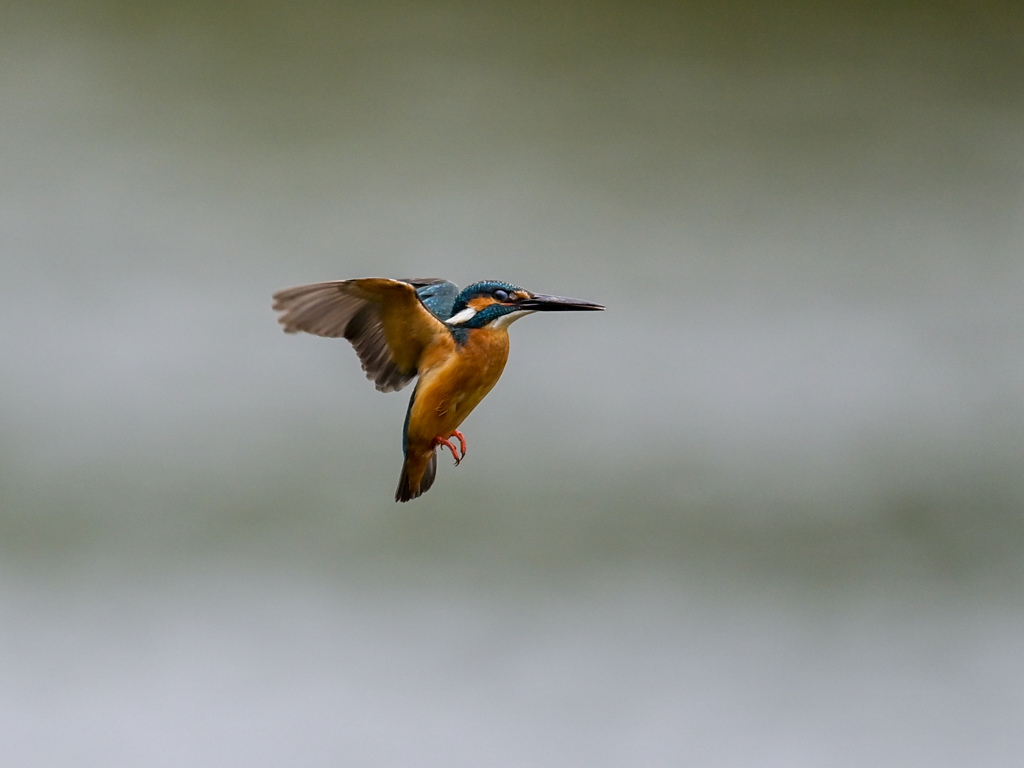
[{"x1": 273, "y1": 277, "x2": 604, "y2": 501}]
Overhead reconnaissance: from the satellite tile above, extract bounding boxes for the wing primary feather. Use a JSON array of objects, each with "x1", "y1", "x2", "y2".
[
  {"x1": 273, "y1": 282, "x2": 359, "y2": 338},
  {"x1": 273, "y1": 278, "x2": 453, "y2": 394},
  {"x1": 273, "y1": 281, "x2": 415, "y2": 391}
]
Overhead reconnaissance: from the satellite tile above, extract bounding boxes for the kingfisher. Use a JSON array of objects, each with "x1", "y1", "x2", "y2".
[{"x1": 272, "y1": 277, "x2": 604, "y2": 501}]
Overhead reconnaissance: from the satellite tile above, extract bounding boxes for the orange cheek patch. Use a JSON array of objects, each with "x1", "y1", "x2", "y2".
[{"x1": 468, "y1": 296, "x2": 496, "y2": 310}]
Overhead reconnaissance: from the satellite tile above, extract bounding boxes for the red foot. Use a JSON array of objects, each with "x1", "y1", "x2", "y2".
[
  {"x1": 451, "y1": 430, "x2": 467, "y2": 459},
  {"x1": 433, "y1": 430, "x2": 468, "y2": 466}
]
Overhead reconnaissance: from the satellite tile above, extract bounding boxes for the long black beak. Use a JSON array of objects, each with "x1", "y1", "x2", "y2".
[{"x1": 517, "y1": 293, "x2": 605, "y2": 312}]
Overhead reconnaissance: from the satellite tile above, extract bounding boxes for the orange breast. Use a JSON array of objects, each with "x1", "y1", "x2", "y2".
[{"x1": 405, "y1": 328, "x2": 510, "y2": 449}]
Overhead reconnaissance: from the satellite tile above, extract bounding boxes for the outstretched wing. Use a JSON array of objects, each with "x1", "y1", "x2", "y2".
[{"x1": 272, "y1": 277, "x2": 455, "y2": 393}]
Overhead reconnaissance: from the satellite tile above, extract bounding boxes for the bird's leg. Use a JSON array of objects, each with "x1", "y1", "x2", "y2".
[{"x1": 432, "y1": 435, "x2": 463, "y2": 466}]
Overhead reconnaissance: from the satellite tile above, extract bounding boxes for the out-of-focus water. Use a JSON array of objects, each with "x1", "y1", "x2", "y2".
[{"x1": 1, "y1": 1, "x2": 1023, "y2": 765}]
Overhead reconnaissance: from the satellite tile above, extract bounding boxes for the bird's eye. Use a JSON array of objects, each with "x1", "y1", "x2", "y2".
[{"x1": 493, "y1": 289, "x2": 509, "y2": 302}]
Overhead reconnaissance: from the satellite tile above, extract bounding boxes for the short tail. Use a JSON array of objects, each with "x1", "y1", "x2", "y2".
[{"x1": 395, "y1": 451, "x2": 437, "y2": 502}]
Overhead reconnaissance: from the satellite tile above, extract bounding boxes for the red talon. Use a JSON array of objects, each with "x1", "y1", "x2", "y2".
[
  {"x1": 451, "y1": 430, "x2": 467, "y2": 459},
  {"x1": 433, "y1": 435, "x2": 463, "y2": 465}
]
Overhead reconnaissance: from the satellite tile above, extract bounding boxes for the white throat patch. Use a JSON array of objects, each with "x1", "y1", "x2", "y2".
[{"x1": 488, "y1": 309, "x2": 535, "y2": 329}]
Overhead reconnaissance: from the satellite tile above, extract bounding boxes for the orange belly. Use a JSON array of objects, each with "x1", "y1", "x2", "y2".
[{"x1": 405, "y1": 328, "x2": 510, "y2": 451}]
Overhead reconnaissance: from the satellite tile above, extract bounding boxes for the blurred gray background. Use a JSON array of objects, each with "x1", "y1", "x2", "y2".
[{"x1": 2, "y1": 1, "x2": 1023, "y2": 765}]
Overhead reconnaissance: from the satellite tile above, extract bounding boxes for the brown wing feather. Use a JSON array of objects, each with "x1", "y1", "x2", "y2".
[{"x1": 272, "y1": 278, "x2": 450, "y2": 393}]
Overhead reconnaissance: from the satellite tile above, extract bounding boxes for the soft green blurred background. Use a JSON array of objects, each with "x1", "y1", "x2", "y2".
[{"x1": 2, "y1": 1, "x2": 1022, "y2": 765}]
